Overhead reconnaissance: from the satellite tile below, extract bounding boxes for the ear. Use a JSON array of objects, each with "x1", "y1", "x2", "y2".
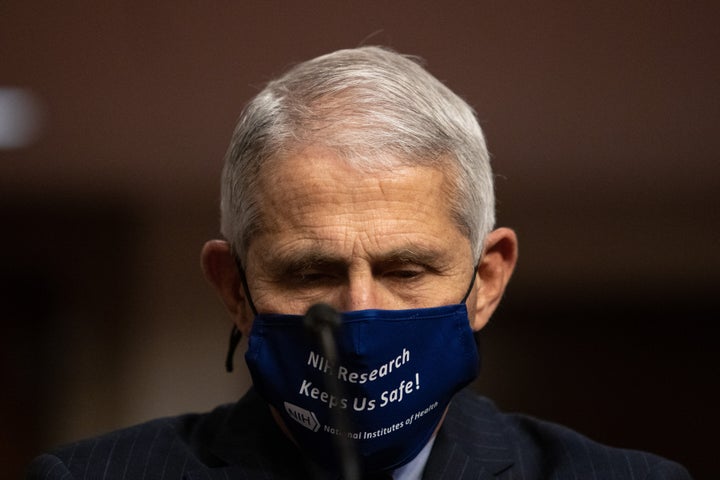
[
  {"x1": 200, "y1": 240, "x2": 254, "y2": 337},
  {"x1": 470, "y1": 227, "x2": 518, "y2": 331}
]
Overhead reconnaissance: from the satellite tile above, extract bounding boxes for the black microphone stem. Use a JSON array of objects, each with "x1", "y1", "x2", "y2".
[{"x1": 304, "y1": 304, "x2": 361, "y2": 480}]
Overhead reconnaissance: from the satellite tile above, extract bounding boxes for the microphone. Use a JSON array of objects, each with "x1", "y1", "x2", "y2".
[{"x1": 304, "y1": 304, "x2": 360, "y2": 480}]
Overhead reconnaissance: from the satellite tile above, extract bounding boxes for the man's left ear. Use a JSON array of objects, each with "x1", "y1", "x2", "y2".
[
  {"x1": 200, "y1": 239, "x2": 254, "y2": 336},
  {"x1": 470, "y1": 227, "x2": 518, "y2": 331}
]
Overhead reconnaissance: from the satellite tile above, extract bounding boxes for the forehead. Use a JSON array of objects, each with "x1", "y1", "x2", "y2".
[{"x1": 247, "y1": 147, "x2": 469, "y2": 262}]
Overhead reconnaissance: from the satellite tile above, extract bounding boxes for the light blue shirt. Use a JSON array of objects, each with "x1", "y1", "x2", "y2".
[{"x1": 392, "y1": 436, "x2": 436, "y2": 480}]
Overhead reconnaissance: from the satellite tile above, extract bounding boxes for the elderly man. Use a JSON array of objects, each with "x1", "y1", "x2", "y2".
[{"x1": 28, "y1": 47, "x2": 691, "y2": 479}]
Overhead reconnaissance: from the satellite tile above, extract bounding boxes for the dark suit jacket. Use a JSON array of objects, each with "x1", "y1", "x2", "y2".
[{"x1": 27, "y1": 388, "x2": 692, "y2": 479}]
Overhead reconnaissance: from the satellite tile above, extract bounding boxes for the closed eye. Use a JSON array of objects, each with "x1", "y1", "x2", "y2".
[
  {"x1": 376, "y1": 260, "x2": 436, "y2": 284},
  {"x1": 297, "y1": 271, "x2": 338, "y2": 283},
  {"x1": 284, "y1": 265, "x2": 345, "y2": 288},
  {"x1": 384, "y1": 269, "x2": 423, "y2": 279},
  {"x1": 273, "y1": 254, "x2": 347, "y2": 288}
]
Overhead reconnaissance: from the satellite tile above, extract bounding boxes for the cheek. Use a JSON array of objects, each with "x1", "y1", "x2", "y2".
[{"x1": 248, "y1": 281, "x2": 327, "y2": 316}]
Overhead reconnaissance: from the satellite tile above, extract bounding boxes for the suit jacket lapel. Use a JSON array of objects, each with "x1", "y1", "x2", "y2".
[
  {"x1": 186, "y1": 389, "x2": 314, "y2": 480},
  {"x1": 423, "y1": 389, "x2": 515, "y2": 480}
]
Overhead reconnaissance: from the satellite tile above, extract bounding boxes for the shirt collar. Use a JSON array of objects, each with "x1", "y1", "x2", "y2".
[{"x1": 392, "y1": 435, "x2": 436, "y2": 480}]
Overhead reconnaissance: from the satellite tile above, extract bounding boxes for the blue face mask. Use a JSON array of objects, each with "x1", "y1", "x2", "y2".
[{"x1": 242, "y1": 284, "x2": 480, "y2": 474}]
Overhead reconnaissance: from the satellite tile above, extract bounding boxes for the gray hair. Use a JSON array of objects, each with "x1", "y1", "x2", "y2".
[{"x1": 220, "y1": 46, "x2": 495, "y2": 263}]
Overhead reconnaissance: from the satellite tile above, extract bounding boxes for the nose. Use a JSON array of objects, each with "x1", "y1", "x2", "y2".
[{"x1": 339, "y1": 271, "x2": 381, "y2": 312}]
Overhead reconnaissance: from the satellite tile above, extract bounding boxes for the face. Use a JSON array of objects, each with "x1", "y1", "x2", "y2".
[{"x1": 242, "y1": 146, "x2": 477, "y2": 318}]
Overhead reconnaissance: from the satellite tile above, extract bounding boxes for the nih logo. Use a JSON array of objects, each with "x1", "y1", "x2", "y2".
[{"x1": 284, "y1": 402, "x2": 320, "y2": 432}]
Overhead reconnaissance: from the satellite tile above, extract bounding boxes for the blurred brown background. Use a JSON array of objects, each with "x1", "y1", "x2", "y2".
[{"x1": 1, "y1": 2, "x2": 717, "y2": 478}]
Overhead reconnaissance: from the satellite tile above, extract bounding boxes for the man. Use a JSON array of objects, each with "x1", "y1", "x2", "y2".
[{"x1": 28, "y1": 47, "x2": 691, "y2": 479}]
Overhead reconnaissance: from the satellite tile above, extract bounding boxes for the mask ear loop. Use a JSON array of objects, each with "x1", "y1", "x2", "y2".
[
  {"x1": 225, "y1": 258, "x2": 259, "y2": 373},
  {"x1": 460, "y1": 263, "x2": 480, "y2": 304},
  {"x1": 225, "y1": 326, "x2": 242, "y2": 373}
]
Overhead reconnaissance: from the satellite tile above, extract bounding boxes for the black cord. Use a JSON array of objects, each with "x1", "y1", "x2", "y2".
[{"x1": 225, "y1": 325, "x2": 242, "y2": 372}]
